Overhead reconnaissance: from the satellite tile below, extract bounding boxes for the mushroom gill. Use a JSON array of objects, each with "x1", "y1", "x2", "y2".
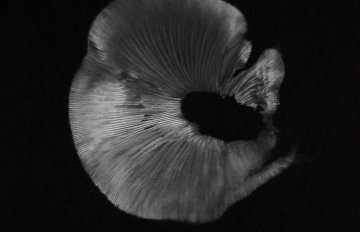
[{"x1": 69, "y1": 0, "x2": 295, "y2": 223}]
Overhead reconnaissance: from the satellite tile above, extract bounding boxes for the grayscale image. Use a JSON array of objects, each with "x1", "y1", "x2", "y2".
[{"x1": 3, "y1": 0, "x2": 360, "y2": 231}]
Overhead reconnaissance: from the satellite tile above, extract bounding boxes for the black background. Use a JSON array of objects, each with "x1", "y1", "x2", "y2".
[{"x1": 2, "y1": 0, "x2": 360, "y2": 231}]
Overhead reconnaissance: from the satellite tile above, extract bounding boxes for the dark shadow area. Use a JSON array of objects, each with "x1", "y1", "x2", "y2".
[{"x1": 181, "y1": 91, "x2": 263, "y2": 142}]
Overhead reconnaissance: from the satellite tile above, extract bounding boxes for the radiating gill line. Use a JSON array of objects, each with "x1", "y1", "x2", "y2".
[
  {"x1": 164, "y1": 22, "x2": 193, "y2": 91},
  {"x1": 119, "y1": 35, "x2": 180, "y2": 93},
  {"x1": 141, "y1": 22, "x2": 188, "y2": 91}
]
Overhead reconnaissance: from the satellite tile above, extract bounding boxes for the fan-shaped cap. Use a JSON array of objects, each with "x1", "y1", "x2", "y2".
[{"x1": 69, "y1": 0, "x2": 295, "y2": 222}]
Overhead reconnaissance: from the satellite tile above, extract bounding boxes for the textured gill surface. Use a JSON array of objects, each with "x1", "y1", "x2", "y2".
[
  {"x1": 88, "y1": 0, "x2": 247, "y2": 96},
  {"x1": 69, "y1": 0, "x2": 294, "y2": 223},
  {"x1": 220, "y1": 49, "x2": 285, "y2": 116}
]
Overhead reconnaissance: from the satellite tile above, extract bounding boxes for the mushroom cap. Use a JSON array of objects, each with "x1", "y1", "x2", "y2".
[{"x1": 69, "y1": 0, "x2": 295, "y2": 223}]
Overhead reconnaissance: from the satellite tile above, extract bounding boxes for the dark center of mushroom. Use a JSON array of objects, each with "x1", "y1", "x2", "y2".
[{"x1": 181, "y1": 91, "x2": 264, "y2": 142}]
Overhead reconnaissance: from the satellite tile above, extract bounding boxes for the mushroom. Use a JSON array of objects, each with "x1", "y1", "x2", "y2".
[{"x1": 69, "y1": 0, "x2": 295, "y2": 223}]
